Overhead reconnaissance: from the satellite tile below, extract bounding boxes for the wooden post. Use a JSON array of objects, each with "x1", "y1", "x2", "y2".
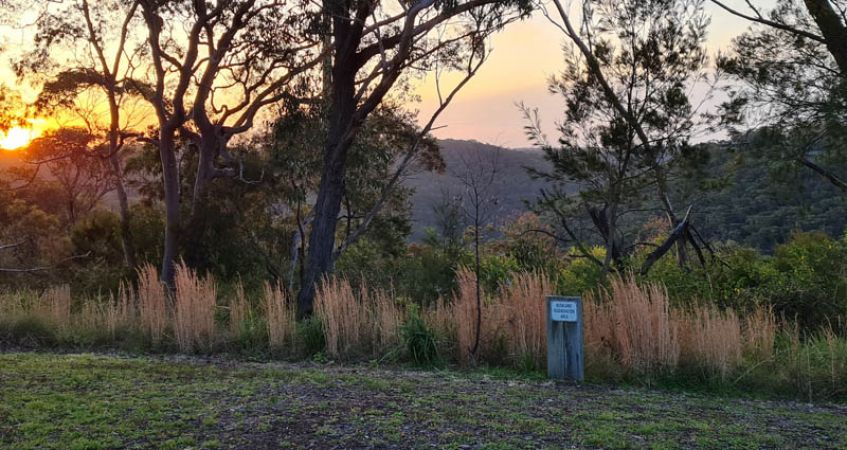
[{"x1": 547, "y1": 296, "x2": 584, "y2": 381}]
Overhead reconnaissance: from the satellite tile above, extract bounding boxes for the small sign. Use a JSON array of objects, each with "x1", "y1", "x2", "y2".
[
  {"x1": 550, "y1": 299, "x2": 578, "y2": 322},
  {"x1": 547, "y1": 296, "x2": 584, "y2": 382}
]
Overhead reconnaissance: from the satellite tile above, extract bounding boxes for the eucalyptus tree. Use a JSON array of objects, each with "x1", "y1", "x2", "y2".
[
  {"x1": 295, "y1": 0, "x2": 533, "y2": 314},
  {"x1": 136, "y1": 0, "x2": 321, "y2": 287},
  {"x1": 20, "y1": 0, "x2": 148, "y2": 270},
  {"x1": 266, "y1": 99, "x2": 444, "y2": 289},
  {"x1": 22, "y1": 128, "x2": 115, "y2": 228},
  {"x1": 528, "y1": 0, "x2": 712, "y2": 273},
  {"x1": 714, "y1": 0, "x2": 847, "y2": 192}
]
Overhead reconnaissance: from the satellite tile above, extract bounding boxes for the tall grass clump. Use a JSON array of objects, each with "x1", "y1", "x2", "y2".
[
  {"x1": 315, "y1": 278, "x2": 404, "y2": 358},
  {"x1": 499, "y1": 271, "x2": 550, "y2": 369},
  {"x1": 432, "y1": 269, "x2": 549, "y2": 367},
  {"x1": 105, "y1": 283, "x2": 134, "y2": 336},
  {"x1": 677, "y1": 306, "x2": 743, "y2": 379},
  {"x1": 137, "y1": 264, "x2": 168, "y2": 345},
  {"x1": 451, "y1": 268, "x2": 499, "y2": 365},
  {"x1": 173, "y1": 263, "x2": 218, "y2": 353},
  {"x1": 229, "y1": 281, "x2": 250, "y2": 337},
  {"x1": 264, "y1": 282, "x2": 295, "y2": 352},
  {"x1": 743, "y1": 306, "x2": 777, "y2": 360},
  {"x1": 586, "y1": 276, "x2": 679, "y2": 373},
  {"x1": 38, "y1": 285, "x2": 72, "y2": 330}
]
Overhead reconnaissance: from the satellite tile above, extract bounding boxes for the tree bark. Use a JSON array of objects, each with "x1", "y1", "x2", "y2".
[
  {"x1": 107, "y1": 89, "x2": 136, "y2": 270},
  {"x1": 109, "y1": 151, "x2": 136, "y2": 269},
  {"x1": 192, "y1": 133, "x2": 219, "y2": 217},
  {"x1": 295, "y1": 0, "x2": 377, "y2": 316},
  {"x1": 295, "y1": 140, "x2": 348, "y2": 317},
  {"x1": 183, "y1": 127, "x2": 220, "y2": 265},
  {"x1": 296, "y1": 35, "x2": 360, "y2": 317},
  {"x1": 159, "y1": 131, "x2": 181, "y2": 290},
  {"x1": 803, "y1": 0, "x2": 847, "y2": 74}
]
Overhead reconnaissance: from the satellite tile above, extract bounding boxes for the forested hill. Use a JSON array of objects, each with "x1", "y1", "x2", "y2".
[
  {"x1": 686, "y1": 145, "x2": 847, "y2": 253},
  {"x1": 404, "y1": 139, "x2": 553, "y2": 240},
  {"x1": 6, "y1": 138, "x2": 846, "y2": 252},
  {"x1": 407, "y1": 139, "x2": 847, "y2": 252}
]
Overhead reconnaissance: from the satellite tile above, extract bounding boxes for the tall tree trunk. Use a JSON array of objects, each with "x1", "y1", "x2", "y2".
[
  {"x1": 106, "y1": 94, "x2": 136, "y2": 269},
  {"x1": 183, "y1": 132, "x2": 218, "y2": 267},
  {"x1": 191, "y1": 123, "x2": 222, "y2": 218},
  {"x1": 160, "y1": 131, "x2": 181, "y2": 290},
  {"x1": 109, "y1": 152, "x2": 137, "y2": 269},
  {"x1": 295, "y1": 3, "x2": 365, "y2": 316},
  {"x1": 192, "y1": 140, "x2": 217, "y2": 217},
  {"x1": 296, "y1": 143, "x2": 347, "y2": 316},
  {"x1": 803, "y1": 0, "x2": 847, "y2": 74},
  {"x1": 296, "y1": 49, "x2": 358, "y2": 317}
]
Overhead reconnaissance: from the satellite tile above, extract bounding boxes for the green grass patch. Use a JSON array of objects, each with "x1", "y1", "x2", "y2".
[{"x1": 1, "y1": 352, "x2": 845, "y2": 449}]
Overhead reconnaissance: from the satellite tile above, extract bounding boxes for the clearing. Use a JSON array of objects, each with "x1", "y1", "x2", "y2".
[{"x1": 0, "y1": 353, "x2": 845, "y2": 449}]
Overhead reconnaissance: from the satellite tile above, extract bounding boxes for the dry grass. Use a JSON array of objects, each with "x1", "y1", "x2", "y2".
[
  {"x1": 590, "y1": 277, "x2": 711, "y2": 374},
  {"x1": 423, "y1": 296, "x2": 453, "y2": 336},
  {"x1": 583, "y1": 275, "x2": 770, "y2": 377},
  {"x1": 230, "y1": 281, "x2": 251, "y2": 337},
  {"x1": 0, "y1": 267, "x2": 793, "y2": 382},
  {"x1": 372, "y1": 287, "x2": 403, "y2": 352},
  {"x1": 820, "y1": 324, "x2": 847, "y2": 390},
  {"x1": 499, "y1": 272, "x2": 550, "y2": 368},
  {"x1": 315, "y1": 278, "x2": 404, "y2": 358},
  {"x1": 38, "y1": 285, "x2": 72, "y2": 329},
  {"x1": 744, "y1": 305, "x2": 777, "y2": 360},
  {"x1": 173, "y1": 263, "x2": 218, "y2": 353},
  {"x1": 75, "y1": 285, "x2": 135, "y2": 337},
  {"x1": 434, "y1": 269, "x2": 551, "y2": 367},
  {"x1": 452, "y1": 268, "x2": 482, "y2": 364},
  {"x1": 678, "y1": 306, "x2": 743, "y2": 379},
  {"x1": 264, "y1": 282, "x2": 294, "y2": 351},
  {"x1": 316, "y1": 278, "x2": 364, "y2": 357},
  {"x1": 588, "y1": 276, "x2": 680, "y2": 372},
  {"x1": 137, "y1": 264, "x2": 168, "y2": 345},
  {"x1": 430, "y1": 271, "x2": 746, "y2": 372}
]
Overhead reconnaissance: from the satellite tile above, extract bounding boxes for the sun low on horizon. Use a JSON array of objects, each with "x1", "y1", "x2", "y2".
[{"x1": 0, "y1": 120, "x2": 47, "y2": 151}]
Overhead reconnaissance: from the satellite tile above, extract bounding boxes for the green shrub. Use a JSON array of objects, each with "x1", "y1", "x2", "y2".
[
  {"x1": 479, "y1": 255, "x2": 520, "y2": 292},
  {"x1": 401, "y1": 306, "x2": 440, "y2": 366},
  {"x1": 2, "y1": 316, "x2": 57, "y2": 348},
  {"x1": 556, "y1": 247, "x2": 607, "y2": 296},
  {"x1": 498, "y1": 212, "x2": 564, "y2": 274},
  {"x1": 235, "y1": 316, "x2": 269, "y2": 356},
  {"x1": 296, "y1": 316, "x2": 326, "y2": 357},
  {"x1": 639, "y1": 234, "x2": 847, "y2": 330},
  {"x1": 767, "y1": 232, "x2": 847, "y2": 328}
]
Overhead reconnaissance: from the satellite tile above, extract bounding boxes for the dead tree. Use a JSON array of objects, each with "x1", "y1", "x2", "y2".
[{"x1": 454, "y1": 145, "x2": 501, "y2": 359}]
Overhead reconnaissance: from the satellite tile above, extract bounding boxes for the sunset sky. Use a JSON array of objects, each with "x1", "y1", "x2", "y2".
[
  {"x1": 0, "y1": 1, "x2": 754, "y2": 150},
  {"x1": 415, "y1": 2, "x2": 751, "y2": 147}
]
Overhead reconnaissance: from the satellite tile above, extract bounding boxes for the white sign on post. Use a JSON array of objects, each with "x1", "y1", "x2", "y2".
[
  {"x1": 547, "y1": 296, "x2": 584, "y2": 382},
  {"x1": 550, "y1": 300, "x2": 578, "y2": 322}
]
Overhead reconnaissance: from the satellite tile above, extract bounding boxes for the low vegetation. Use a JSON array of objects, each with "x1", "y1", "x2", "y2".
[
  {"x1": 1, "y1": 353, "x2": 845, "y2": 450},
  {"x1": 2, "y1": 257, "x2": 846, "y2": 402}
]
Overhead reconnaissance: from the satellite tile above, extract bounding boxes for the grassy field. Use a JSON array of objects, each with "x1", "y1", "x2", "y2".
[{"x1": 0, "y1": 353, "x2": 845, "y2": 449}]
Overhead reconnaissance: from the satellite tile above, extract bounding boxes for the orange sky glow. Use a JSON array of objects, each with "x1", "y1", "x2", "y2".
[
  {"x1": 0, "y1": 119, "x2": 46, "y2": 151},
  {"x1": 0, "y1": 2, "x2": 752, "y2": 149}
]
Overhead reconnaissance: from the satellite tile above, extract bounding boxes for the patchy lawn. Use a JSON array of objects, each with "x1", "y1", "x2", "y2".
[{"x1": 0, "y1": 353, "x2": 845, "y2": 449}]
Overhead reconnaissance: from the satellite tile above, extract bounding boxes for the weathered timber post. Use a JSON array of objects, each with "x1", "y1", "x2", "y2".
[{"x1": 547, "y1": 296, "x2": 584, "y2": 381}]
